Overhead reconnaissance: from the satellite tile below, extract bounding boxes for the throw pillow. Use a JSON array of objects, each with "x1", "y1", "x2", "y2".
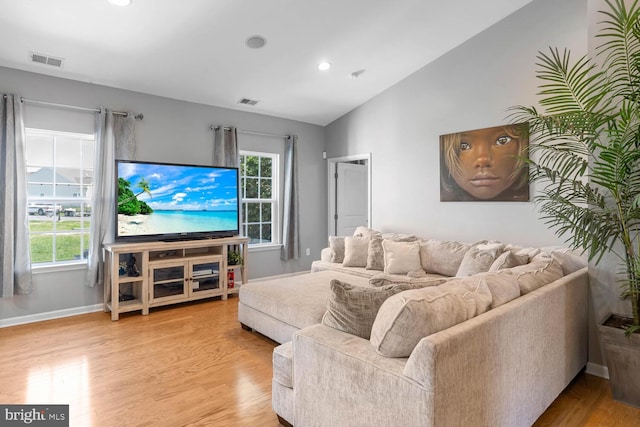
[
  {"x1": 380, "y1": 232, "x2": 419, "y2": 242},
  {"x1": 366, "y1": 234, "x2": 385, "y2": 271},
  {"x1": 488, "y1": 251, "x2": 529, "y2": 272},
  {"x1": 369, "y1": 273, "x2": 446, "y2": 288},
  {"x1": 343, "y1": 236, "x2": 370, "y2": 267},
  {"x1": 329, "y1": 236, "x2": 346, "y2": 263},
  {"x1": 508, "y1": 254, "x2": 564, "y2": 294},
  {"x1": 420, "y1": 240, "x2": 471, "y2": 276},
  {"x1": 321, "y1": 279, "x2": 413, "y2": 339},
  {"x1": 382, "y1": 240, "x2": 422, "y2": 275},
  {"x1": 353, "y1": 226, "x2": 378, "y2": 238},
  {"x1": 478, "y1": 271, "x2": 521, "y2": 309},
  {"x1": 455, "y1": 245, "x2": 505, "y2": 277},
  {"x1": 370, "y1": 279, "x2": 491, "y2": 358}
]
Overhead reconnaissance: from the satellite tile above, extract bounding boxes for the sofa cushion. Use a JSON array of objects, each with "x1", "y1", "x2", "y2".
[
  {"x1": 239, "y1": 270, "x2": 371, "y2": 330},
  {"x1": 382, "y1": 240, "x2": 422, "y2": 275},
  {"x1": 273, "y1": 342, "x2": 293, "y2": 388},
  {"x1": 508, "y1": 253, "x2": 564, "y2": 294},
  {"x1": 370, "y1": 278, "x2": 491, "y2": 357},
  {"x1": 322, "y1": 279, "x2": 417, "y2": 339},
  {"x1": 366, "y1": 235, "x2": 385, "y2": 271},
  {"x1": 455, "y1": 244, "x2": 505, "y2": 277},
  {"x1": 329, "y1": 236, "x2": 346, "y2": 263},
  {"x1": 343, "y1": 236, "x2": 370, "y2": 267},
  {"x1": 420, "y1": 240, "x2": 471, "y2": 276},
  {"x1": 489, "y1": 250, "x2": 529, "y2": 271}
]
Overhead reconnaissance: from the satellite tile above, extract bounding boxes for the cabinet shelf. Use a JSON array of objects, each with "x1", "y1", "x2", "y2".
[{"x1": 104, "y1": 237, "x2": 248, "y2": 320}]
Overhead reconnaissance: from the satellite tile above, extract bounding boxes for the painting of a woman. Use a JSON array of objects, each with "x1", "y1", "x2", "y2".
[{"x1": 440, "y1": 124, "x2": 529, "y2": 201}]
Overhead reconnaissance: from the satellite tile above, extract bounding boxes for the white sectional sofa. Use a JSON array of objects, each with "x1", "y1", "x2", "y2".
[{"x1": 238, "y1": 228, "x2": 589, "y2": 427}]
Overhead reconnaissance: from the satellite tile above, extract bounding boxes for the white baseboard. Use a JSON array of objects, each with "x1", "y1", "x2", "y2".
[
  {"x1": 0, "y1": 304, "x2": 104, "y2": 328},
  {"x1": 586, "y1": 362, "x2": 609, "y2": 379}
]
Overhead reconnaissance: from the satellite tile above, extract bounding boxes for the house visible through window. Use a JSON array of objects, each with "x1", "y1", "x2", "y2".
[
  {"x1": 239, "y1": 151, "x2": 278, "y2": 246},
  {"x1": 25, "y1": 128, "x2": 94, "y2": 265}
]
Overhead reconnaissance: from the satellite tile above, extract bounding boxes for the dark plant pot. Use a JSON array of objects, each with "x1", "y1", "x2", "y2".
[{"x1": 598, "y1": 313, "x2": 640, "y2": 409}]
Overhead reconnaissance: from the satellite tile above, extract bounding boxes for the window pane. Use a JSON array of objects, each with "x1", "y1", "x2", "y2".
[
  {"x1": 240, "y1": 156, "x2": 246, "y2": 176},
  {"x1": 260, "y1": 178, "x2": 272, "y2": 199},
  {"x1": 56, "y1": 234, "x2": 83, "y2": 262},
  {"x1": 245, "y1": 178, "x2": 258, "y2": 199},
  {"x1": 56, "y1": 136, "x2": 83, "y2": 168},
  {"x1": 260, "y1": 157, "x2": 272, "y2": 177},
  {"x1": 261, "y1": 224, "x2": 272, "y2": 243},
  {"x1": 30, "y1": 235, "x2": 53, "y2": 263},
  {"x1": 247, "y1": 224, "x2": 261, "y2": 243},
  {"x1": 55, "y1": 169, "x2": 83, "y2": 197},
  {"x1": 82, "y1": 139, "x2": 94, "y2": 170},
  {"x1": 247, "y1": 202, "x2": 260, "y2": 222},
  {"x1": 261, "y1": 203, "x2": 271, "y2": 222},
  {"x1": 26, "y1": 134, "x2": 53, "y2": 167},
  {"x1": 245, "y1": 156, "x2": 259, "y2": 177}
]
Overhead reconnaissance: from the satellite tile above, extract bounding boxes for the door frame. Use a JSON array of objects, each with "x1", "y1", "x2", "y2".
[{"x1": 327, "y1": 153, "x2": 372, "y2": 236}]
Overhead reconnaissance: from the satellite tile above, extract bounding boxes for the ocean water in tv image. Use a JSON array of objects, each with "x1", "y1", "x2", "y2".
[{"x1": 144, "y1": 210, "x2": 237, "y2": 234}]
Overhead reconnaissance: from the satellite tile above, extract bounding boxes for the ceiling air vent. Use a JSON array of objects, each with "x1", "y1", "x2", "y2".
[
  {"x1": 237, "y1": 97, "x2": 259, "y2": 106},
  {"x1": 29, "y1": 52, "x2": 64, "y2": 68}
]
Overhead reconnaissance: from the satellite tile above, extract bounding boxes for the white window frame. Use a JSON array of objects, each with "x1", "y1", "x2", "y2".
[
  {"x1": 25, "y1": 128, "x2": 94, "y2": 267},
  {"x1": 239, "y1": 150, "x2": 280, "y2": 247}
]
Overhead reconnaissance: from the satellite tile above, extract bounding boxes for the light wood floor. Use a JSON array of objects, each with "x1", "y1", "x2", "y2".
[{"x1": 1, "y1": 297, "x2": 639, "y2": 427}]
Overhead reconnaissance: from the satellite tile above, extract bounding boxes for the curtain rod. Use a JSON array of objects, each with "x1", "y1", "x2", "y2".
[
  {"x1": 211, "y1": 125, "x2": 290, "y2": 140},
  {"x1": 16, "y1": 96, "x2": 144, "y2": 120}
]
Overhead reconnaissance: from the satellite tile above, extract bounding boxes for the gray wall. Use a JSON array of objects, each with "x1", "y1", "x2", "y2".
[
  {"x1": 0, "y1": 66, "x2": 326, "y2": 321},
  {"x1": 325, "y1": 0, "x2": 610, "y2": 363}
]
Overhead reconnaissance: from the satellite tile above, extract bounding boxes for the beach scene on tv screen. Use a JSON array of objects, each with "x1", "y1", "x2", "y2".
[{"x1": 117, "y1": 162, "x2": 238, "y2": 237}]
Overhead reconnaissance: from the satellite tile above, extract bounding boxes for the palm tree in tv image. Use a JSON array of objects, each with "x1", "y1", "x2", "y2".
[{"x1": 117, "y1": 177, "x2": 153, "y2": 215}]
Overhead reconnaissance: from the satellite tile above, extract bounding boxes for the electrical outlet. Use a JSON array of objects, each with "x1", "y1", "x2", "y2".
[{"x1": 306, "y1": 248, "x2": 311, "y2": 256}]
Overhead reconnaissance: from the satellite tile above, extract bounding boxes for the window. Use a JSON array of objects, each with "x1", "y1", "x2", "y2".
[
  {"x1": 25, "y1": 128, "x2": 94, "y2": 265},
  {"x1": 239, "y1": 151, "x2": 279, "y2": 246}
]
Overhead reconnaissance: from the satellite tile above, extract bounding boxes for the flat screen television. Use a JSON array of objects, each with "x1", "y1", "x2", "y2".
[{"x1": 115, "y1": 160, "x2": 240, "y2": 242}]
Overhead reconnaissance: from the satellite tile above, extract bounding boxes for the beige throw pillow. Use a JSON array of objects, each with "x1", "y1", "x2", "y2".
[
  {"x1": 382, "y1": 240, "x2": 422, "y2": 275},
  {"x1": 329, "y1": 236, "x2": 346, "y2": 263},
  {"x1": 322, "y1": 279, "x2": 413, "y2": 339},
  {"x1": 366, "y1": 235, "x2": 385, "y2": 271},
  {"x1": 508, "y1": 254, "x2": 564, "y2": 294},
  {"x1": 370, "y1": 278, "x2": 491, "y2": 358},
  {"x1": 420, "y1": 240, "x2": 471, "y2": 276},
  {"x1": 343, "y1": 236, "x2": 370, "y2": 267},
  {"x1": 353, "y1": 226, "x2": 378, "y2": 238},
  {"x1": 455, "y1": 245, "x2": 505, "y2": 277},
  {"x1": 478, "y1": 271, "x2": 521, "y2": 309},
  {"x1": 369, "y1": 273, "x2": 446, "y2": 288},
  {"x1": 488, "y1": 251, "x2": 529, "y2": 272}
]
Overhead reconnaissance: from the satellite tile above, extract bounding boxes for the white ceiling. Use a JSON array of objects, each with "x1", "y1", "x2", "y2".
[{"x1": 0, "y1": 0, "x2": 534, "y2": 126}]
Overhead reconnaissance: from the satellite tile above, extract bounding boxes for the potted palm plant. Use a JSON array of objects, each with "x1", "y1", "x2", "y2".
[{"x1": 510, "y1": 0, "x2": 640, "y2": 407}]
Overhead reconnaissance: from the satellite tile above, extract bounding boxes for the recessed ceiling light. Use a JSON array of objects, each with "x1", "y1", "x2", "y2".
[
  {"x1": 246, "y1": 35, "x2": 267, "y2": 49},
  {"x1": 318, "y1": 62, "x2": 331, "y2": 71},
  {"x1": 108, "y1": 0, "x2": 132, "y2": 6}
]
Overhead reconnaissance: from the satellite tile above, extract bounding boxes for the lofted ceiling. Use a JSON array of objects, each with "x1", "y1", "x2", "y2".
[{"x1": 0, "y1": 0, "x2": 534, "y2": 126}]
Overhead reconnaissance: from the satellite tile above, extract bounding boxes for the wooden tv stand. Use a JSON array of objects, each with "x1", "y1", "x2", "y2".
[{"x1": 103, "y1": 236, "x2": 249, "y2": 320}]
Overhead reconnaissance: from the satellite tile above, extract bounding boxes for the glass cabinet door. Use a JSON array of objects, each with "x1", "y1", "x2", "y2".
[
  {"x1": 150, "y1": 264, "x2": 187, "y2": 302},
  {"x1": 190, "y1": 259, "x2": 221, "y2": 295}
]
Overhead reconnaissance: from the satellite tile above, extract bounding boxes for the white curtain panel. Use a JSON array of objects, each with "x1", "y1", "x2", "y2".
[
  {"x1": 86, "y1": 111, "x2": 136, "y2": 287},
  {"x1": 0, "y1": 94, "x2": 32, "y2": 297}
]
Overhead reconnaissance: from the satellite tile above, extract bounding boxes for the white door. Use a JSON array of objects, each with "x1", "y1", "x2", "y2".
[{"x1": 335, "y1": 163, "x2": 368, "y2": 236}]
